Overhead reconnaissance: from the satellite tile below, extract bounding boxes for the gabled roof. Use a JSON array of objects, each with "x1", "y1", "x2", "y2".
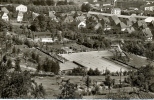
[
  {"x1": 16, "y1": 4, "x2": 27, "y2": 8},
  {"x1": 32, "y1": 12, "x2": 39, "y2": 20},
  {"x1": 1, "y1": 7, "x2": 9, "y2": 13},
  {"x1": 64, "y1": 16, "x2": 74, "y2": 23},
  {"x1": 126, "y1": 27, "x2": 135, "y2": 34},
  {"x1": 97, "y1": 14, "x2": 104, "y2": 20},
  {"x1": 33, "y1": 32, "x2": 52, "y2": 36},
  {"x1": 142, "y1": 28, "x2": 153, "y2": 38},
  {"x1": 138, "y1": 20, "x2": 147, "y2": 27},
  {"x1": 110, "y1": 15, "x2": 121, "y2": 25},
  {"x1": 102, "y1": 17, "x2": 110, "y2": 23},
  {"x1": 94, "y1": 23, "x2": 102, "y2": 30},
  {"x1": 128, "y1": 17, "x2": 137, "y2": 23},
  {"x1": 76, "y1": 16, "x2": 86, "y2": 22},
  {"x1": 118, "y1": 22, "x2": 127, "y2": 29},
  {"x1": 49, "y1": 11, "x2": 56, "y2": 18},
  {"x1": 145, "y1": 17, "x2": 154, "y2": 23},
  {"x1": 127, "y1": 20, "x2": 133, "y2": 26}
]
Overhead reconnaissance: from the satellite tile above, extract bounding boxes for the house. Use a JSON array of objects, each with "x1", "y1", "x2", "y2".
[
  {"x1": 0, "y1": 12, "x2": 9, "y2": 21},
  {"x1": 32, "y1": 12, "x2": 39, "y2": 20},
  {"x1": 128, "y1": 17, "x2": 137, "y2": 23},
  {"x1": 75, "y1": 16, "x2": 86, "y2": 22},
  {"x1": 16, "y1": 4, "x2": 27, "y2": 12},
  {"x1": 17, "y1": 12, "x2": 24, "y2": 22},
  {"x1": 144, "y1": 3, "x2": 154, "y2": 11},
  {"x1": 94, "y1": 22, "x2": 102, "y2": 30},
  {"x1": 100, "y1": 17, "x2": 111, "y2": 31},
  {"x1": 145, "y1": 17, "x2": 154, "y2": 23},
  {"x1": 1, "y1": 7, "x2": 9, "y2": 14},
  {"x1": 110, "y1": 15, "x2": 121, "y2": 25},
  {"x1": 33, "y1": 31, "x2": 52, "y2": 38},
  {"x1": 111, "y1": 8, "x2": 121, "y2": 15},
  {"x1": 63, "y1": 16, "x2": 74, "y2": 23},
  {"x1": 142, "y1": 28, "x2": 153, "y2": 41},
  {"x1": 117, "y1": 22, "x2": 127, "y2": 31},
  {"x1": 125, "y1": 27, "x2": 135, "y2": 34},
  {"x1": 78, "y1": 21, "x2": 86, "y2": 29},
  {"x1": 49, "y1": 11, "x2": 57, "y2": 21}
]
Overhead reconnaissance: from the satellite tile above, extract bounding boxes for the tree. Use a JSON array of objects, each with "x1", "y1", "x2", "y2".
[
  {"x1": 81, "y1": 3, "x2": 91, "y2": 12},
  {"x1": 85, "y1": 76, "x2": 91, "y2": 95},
  {"x1": 58, "y1": 80, "x2": 82, "y2": 99},
  {"x1": 37, "y1": 63, "x2": 42, "y2": 72},
  {"x1": 7, "y1": 59, "x2": 12, "y2": 69},
  {"x1": 105, "y1": 75, "x2": 112, "y2": 89},
  {"x1": 15, "y1": 57, "x2": 21, "y2": 72}
]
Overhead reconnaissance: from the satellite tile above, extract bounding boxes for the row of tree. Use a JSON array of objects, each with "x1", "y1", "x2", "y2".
[{"x1": 1, "y1": 0, "x2": 75, "y2": 6}]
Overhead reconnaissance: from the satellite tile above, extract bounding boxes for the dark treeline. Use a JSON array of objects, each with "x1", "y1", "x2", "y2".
[{"x1": 1, "y1": 0, "x2": 75, "y2": 6}]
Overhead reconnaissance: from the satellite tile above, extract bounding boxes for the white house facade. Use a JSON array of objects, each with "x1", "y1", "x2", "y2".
[
  {"x1": 16, "y1": 4, "x2": 27, "y2": 12},
  {"x1": 145, "y1": 6, "x2": 154, "y2": 11},
  {"x1": 2, "y1": 13, "x2": 9, "y2": 21}
]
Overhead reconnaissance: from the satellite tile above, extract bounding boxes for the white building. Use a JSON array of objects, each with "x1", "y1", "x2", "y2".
[
  {"x1": 1, "y1": 13, "x2": 9, "y2": 21},
  {"x1": 111, "y1": 8, "x2": 121, "y2": 15},
  {"x1": 145, "y1": 6, "x2": 154, "y2": 11},
  {"x1": 16, "y1": 4, "x2": 27, "y2": 12},
  {"x1": 17, "y1": 12, "x2": 24, "y2": 22}
]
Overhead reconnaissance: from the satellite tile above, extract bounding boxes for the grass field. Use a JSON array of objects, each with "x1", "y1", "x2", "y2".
[{"x1": 34, "y1": 75, "x2": 127, "y2": 99}]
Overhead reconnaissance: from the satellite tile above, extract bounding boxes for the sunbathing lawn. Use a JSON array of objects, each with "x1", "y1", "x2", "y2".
[{"x1": 34, "y1": 75, "x2": 127, "y2": 99}]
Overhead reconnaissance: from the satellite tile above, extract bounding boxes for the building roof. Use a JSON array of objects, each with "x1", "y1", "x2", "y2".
[
  {"x1": 142, "y1": 28, "x2": 153, "y2": 38},
  {"x1": 127, "y1": 20, "x2": 133, "y2": 26},
  {"x1": 94, "y1": 23, "x2": 102, "y2": 30},
  {"x1": 102, "y1": 17, "x2": 110, "y2": 23},
  {"x1": 111, "y1": 15, "x2": 121, "y2": 25},
  {"x1": 126, "y1": 27, "x2": 135, "y2": 34},
  {"x1": 97, "y1": 14, "x2": 104, "y2": 20},
  {"x1": 128, "y1": 17, "x2": 137, "y2": 23},
  {"x1": 76, "y1": 16, "x2": 86, "y2": 22},
  {"x1": 1, "y1": 7, "x2": 9, "y2": 13},
  {"x1": 49, "y1": 11, "x2": 56, "y2": 18},
  {"x1": 145, "y1": 17, "x2": 154, "y2": 22},
  {"x1": 64, "y1": 16, "x2": 74, "y2": 23},
  {"x1": 118, "y1": 22, "x2": 127, "y2": 29},
  {"x1": 33, "y1": 32, "x2": 52, "y2": 36},
  {"x1": 138, "y1": 20, "x2": 147, "y2": 27}
]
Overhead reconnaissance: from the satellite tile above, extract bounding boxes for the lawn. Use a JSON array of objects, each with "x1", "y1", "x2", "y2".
[
  {"x1": 34, "y1": 75, "x2": 127, "y2": 99},
  {"x1": 126, "y1": 53, "x2": 154, "y2": 68}
]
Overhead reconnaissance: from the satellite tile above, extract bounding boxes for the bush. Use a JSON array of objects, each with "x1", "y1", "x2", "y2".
[{"x1": 149, "y1": 83, "x2": 154, "y2": 92}]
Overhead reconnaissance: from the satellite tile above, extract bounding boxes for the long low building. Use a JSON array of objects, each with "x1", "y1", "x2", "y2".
[{"x1": 88, "y1": 11, "x2": 151, "y2": 20}]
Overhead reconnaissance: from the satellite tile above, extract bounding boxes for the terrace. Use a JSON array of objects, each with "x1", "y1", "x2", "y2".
[{"x1": 59, "y1": 50, "x2": 130, "y2": 73}]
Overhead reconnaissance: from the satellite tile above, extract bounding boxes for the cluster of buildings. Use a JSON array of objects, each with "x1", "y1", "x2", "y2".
[{"x1": 0, "y1": 4, "x2": 27, "y2": 22}]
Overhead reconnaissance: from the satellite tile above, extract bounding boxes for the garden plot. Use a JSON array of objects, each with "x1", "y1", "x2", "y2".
[{"x1": 59, "y1": 50, "x2": 129, "y2": 72}]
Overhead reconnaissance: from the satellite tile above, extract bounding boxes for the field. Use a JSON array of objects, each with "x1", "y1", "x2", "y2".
[
  {"x1": 59, "y1": 50, "x2": 129, "y2": 72},
  {"x1": 34, "y1": 75, "x2": 127, "y2": 99}
]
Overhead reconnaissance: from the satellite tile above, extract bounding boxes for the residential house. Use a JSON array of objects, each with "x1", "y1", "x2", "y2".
[
  {"x1": 17, "y1": 12, "x2": 24, "y2": 22},
  {"x1": 0, "y1": 12, "x2": 9, "y2": 21},
  {"x1": 142, "y1": 28, "x2": 153, "y2": 41},
  {"x1": 133, "y1": 20, "x2": 147, "y2": 29},
  {"x1": 16, "y1": 4, "x2": 27, "y2": 12},
  {"x1": 111, "y1": 8, "x2": 121, "y2": 15},
  {"x1": 128, "y1": 17, "x2": 137, "y2": 23},
  {"x1": 145, "y1": 17, "x2": 154, "y2": 23},
  {"x1": 94, "y1": 22, "x2": 102, "y2": 30},
  {"x1": 78, "y1": 21, "x2": 86, "y2": 29},
  {"x1": 49, "y1": 11, "x2": 58, "y2": 22},
  {"x1": 63, "y1": 16, "x2": 74, "y2": 23},
  {"x1": 117, "y1": 22, "x2": 127, "y2": 32},
  {"x1": 33, "y1": 31, "x2": 52, "y2": 38},
  {"x1": 125, "y1": 27, "x2": 135, "y2": 34},
  {"x1": 100, "y1": 17, "x2": 111, "y2": 31},
  {"x1": 1, "y1": 7, "x2": 9, "y2": 14},
  {"x1": 144, "y1": 3, "x2": 154, "y2": 11},
  {"x1": 110, "y1": 15, "x2": 121, "y2": 25},
  {"x1": 32, "y1": 12, "x2": 39, "y2": 20},
  {"x1": 75, "y1": 15, "x2": 86, "y2": 22}
]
